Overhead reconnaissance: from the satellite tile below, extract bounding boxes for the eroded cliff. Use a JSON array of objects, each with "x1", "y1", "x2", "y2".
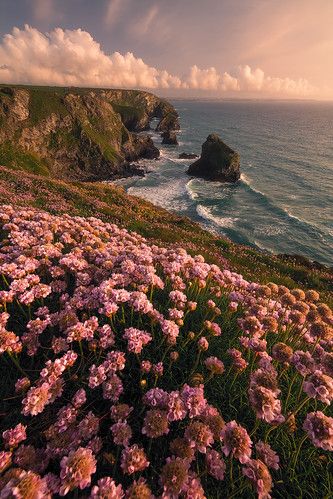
[{"x1": 0, "y1": 85, "x2": 179, "y2": 180}]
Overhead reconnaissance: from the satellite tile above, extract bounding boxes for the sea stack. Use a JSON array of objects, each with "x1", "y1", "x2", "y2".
[
  {"x1": 187, "y1": 133, "x2": 240, "y2": 182},
  {"x1": 161, "y1": 130, "x2": 179, "y2": 145}
]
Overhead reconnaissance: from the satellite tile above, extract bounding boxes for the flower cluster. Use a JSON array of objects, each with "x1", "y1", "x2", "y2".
[{"x1": 0, "y1": 205, "x2": 332, "y2": 498}]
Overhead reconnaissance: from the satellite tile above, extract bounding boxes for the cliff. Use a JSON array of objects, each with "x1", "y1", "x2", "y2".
[{"x1": 0, "y1": 85, "x2": 179, "y2": 181}]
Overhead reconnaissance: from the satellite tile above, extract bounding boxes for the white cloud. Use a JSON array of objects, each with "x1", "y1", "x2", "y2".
[
  {"x1": 105, "y1": 0, "x2": 127, "y2": 28},
  {"x1": 32, "y1": 0, "x2": 56, "y2": 22},
  {"x1": 0, "y1": 25, "x2": 315, "y2": 97},
  {"x1": 132, "y1": 5, "x2": 159, "y2": 36},
  {"x1": 0, "y1": 25, "x2": 181, "y2": 89}
]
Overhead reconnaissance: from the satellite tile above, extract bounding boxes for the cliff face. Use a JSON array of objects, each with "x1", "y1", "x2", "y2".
[{"x1": 0, "y1": 85, "x2": 179, "y2": 181}]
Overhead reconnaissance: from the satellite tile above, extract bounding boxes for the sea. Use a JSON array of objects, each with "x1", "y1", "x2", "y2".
[{"x1": 115, "y1": 100, "x2": 333, "y2": 267}]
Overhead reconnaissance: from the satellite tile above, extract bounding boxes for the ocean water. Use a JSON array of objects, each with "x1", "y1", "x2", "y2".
[{"x1": 116, "y1": 100, "x2": 333, "y2": 266}]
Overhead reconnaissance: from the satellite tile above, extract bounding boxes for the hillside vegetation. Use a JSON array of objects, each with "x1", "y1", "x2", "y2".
[{"x1": 0, "y1": 164, "x2": 331, "y2": 305}]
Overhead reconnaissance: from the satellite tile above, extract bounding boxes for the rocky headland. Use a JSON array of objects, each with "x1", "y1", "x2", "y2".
[
  {"x1": 0, "y1": 85, "x2": 179, "y2": 181},
  {"x1": 187, "y1": 133, "x2": 240, "y2": 182}
]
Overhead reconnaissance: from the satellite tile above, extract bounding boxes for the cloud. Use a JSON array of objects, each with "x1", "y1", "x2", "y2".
[
  {"x1": 132, "y1": 5, "x2": 159, "y2": 37},
  {"x1": 0, "y1": 25, "x2": 181, "y2": 89},
  {"x1": 0, "y1": 25, "x2": 315, "y2": 97},
  {"x1": 31, "y1": 0, "x2": 55, "y2": 22},
  {"x1": 184, "y1": 64, "x2": 313, "y2": 97},
  {"x1": 105, "y1": 0, "x2": 127, "y2": 28}
]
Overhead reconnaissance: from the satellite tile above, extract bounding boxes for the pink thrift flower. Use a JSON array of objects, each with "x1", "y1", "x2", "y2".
[
  {"x1": 303, "y1": 370, "x2": 333, "y2": 405},
  {"x1": 60, "y1": 447, "x2": 96, "y2": 495},
  {"x1": 221, "y1": 421, "x2": 252, "y2": 464},
  {"x1": 120, "y1": 445, "x2": 149, "y2": 475},
  {"x1": 206, "y1": 449, "x2": 226, "y2": 480},
  {"x1": 111, "y1": 422, "x2": 132, "y2": 447},
  {"x1": 255, "y1": 441, "x2": 280, "y2": 470},
  {"x1": 303, "y1": 411, "x2": 333, "y2": 451},
  {"x1": 242, "y1": 459, "x2": 273, "y2": 499},
  {"x1": 204, "y1": 356, "x2": 225, "y2": 375},
  {"x1": 90, "y1": 477, "x2": 124, "y2": 498},
  {"x1": 3, "y1": 423, "x2": 27, "y2": 449}
]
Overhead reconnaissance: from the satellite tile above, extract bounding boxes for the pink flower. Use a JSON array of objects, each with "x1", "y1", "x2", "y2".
[
  {"x1": 221, "y1": 421, "x2": 252, "y2": 464},
  {"x1": 160, "y1": 319, "x2": 179, "y2": 345},
  {"x1": 227, "y1": 348, "x2": 248, "y2": 372},
  {"x1": 204, "y1": 356, "x2": 225, "y2": 375},
  {"x1": 22, "y1": 382, "x2": 54, "y2": 416},
  {"x1": 111, "y1": 422, "x2": 132, "y2": 446},
  {"x1": 142, "y1": 409, "x2": 169, "y2": 438},
  {"x1": 0, "y1": 451, "x2": 12, "y2": 473},
  {"x1": 60, "y1": 447, "x2": 97, "y2": 495},
  {"x1": 123, "y1": 327, "x2": 152, "y2": 354},
  {"x1": 303, "y1": 370, "x2": 333, "y2": 405},
  {"x1": 242, "y1": 459, "x2": 273, "y2": 499},
  {"x1": 143, "y1": 388, "x2": 169, "y2": 409},
  {"x1": 14, "y1": 377, "x2": 31, "y2": 394},
  {"x1": 181, "y1": 384, "x2": 207, "y2": 418},
  {"x1": 102, "y1": 374, "x2": 123, "y2": 401},
  {"x1": 255, "y1": 441, "x2": 280, "y2": 470},
  {"x1": 206, "y1": 449, "x2": 226, "y2": 480},
  {"x1": 110, "y1": 404, "x2": 133, "y2": 422},
  {"x1": 249, "y1": 385, "x2": 284, "y2": 424},
  {"x1": 160, "y1": 457, "x2": 190, "y2": 496},
  {"x1": 184, "y1": 421, "x2": 214, "y2": 453},
  {"x1": 184, "y1": 471, "x2": 205, "y2": 498},
  {"x1": 198, "y1": 337, "x2": 209, "y2": 351},
  {"x1": 167, "y1": 391, "x2": 187, "y2": 422},
  {"x1": 120, "y1": 445, "x2": 149, "y2": 475},
  {"x1": 141, "y1": 360, "x2": 152, "y2": 373},
  {"x1": 2, "y1": 423, "x2": 27, "y2": 449},
  {"x1": 0, "y1": 469, "x2": 51, "y2": 498},
  {"x1": 152, "y1": 362, "x2": 164, "y2": 376},
  {"x1": 72, "y1": 388, "x2": 86, "y2": 408},
  {"x1": 90, "y1": 477, "x2": 124, "y2": 498},
  {"x1": 303, "y1": 411, "x2": 333, "y2": 451}
]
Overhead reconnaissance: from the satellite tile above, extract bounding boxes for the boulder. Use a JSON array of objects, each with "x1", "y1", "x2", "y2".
[
  {"x1": 187, "y1": 133, "x2": 240, "y2": 182},
  {"x1": 178, "y1": 152, "x2": 198, "y2": 159},
  {"x1": 161, "y1": 130, "x2": 178, "y2": 145},
  {"x1": 124, "y1": 134, "x2": 160, "y2": 161}
]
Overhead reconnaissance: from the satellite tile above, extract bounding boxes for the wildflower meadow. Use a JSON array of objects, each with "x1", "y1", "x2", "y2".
[{"x1": 0, "y1": 205, "x2": 332, "y2": 498}]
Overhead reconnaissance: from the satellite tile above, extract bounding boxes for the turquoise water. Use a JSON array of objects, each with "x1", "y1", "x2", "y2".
[{"x1": 117, "y1": 100, "x2": 333, "y2": 266}]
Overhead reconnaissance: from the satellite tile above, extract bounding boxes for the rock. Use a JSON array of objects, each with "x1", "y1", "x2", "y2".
[
  {"x1": 187, "y1": 133, "x2": 240, "y2": 182},
  {"x1": 179, "y1": 152, "x2": 198, "y2": 159},
  {"x1": 156, "y1": 111, "x2": 180, "y2": 132},
  {"x1": 161, "y1": 131, "x2": 178, "y2": 145},
  {"x1": 128, "y1": 164, "x2": 146, "y2": 177},
  {"x1": 124, "y1": 134, "x2": 160, "y2": 161}
]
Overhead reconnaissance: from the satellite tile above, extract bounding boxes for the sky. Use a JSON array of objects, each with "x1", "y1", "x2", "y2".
[{"x1": 0, "y1": 0, "x2": 332, "y2": 99}]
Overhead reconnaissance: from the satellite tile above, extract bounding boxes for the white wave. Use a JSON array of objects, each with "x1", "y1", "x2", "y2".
[
  {"x1": 253, "y1": 240, "x2": 273, "y2": 252},
  {"x1": 254, "y1": 225, "x2": 285, "y2": 236},
  {"x1": 240, "y1": 174, "x2": 266, "y2": 197},
  {"x1": 185, "y1": 179, "x2": 199, "y2": 200},
  {"x1": 196, "y1": 204, "x2": 238, "y2": 228},
  {"x1": 127, "y1": 179, "x2": 190, "y2": 212}
]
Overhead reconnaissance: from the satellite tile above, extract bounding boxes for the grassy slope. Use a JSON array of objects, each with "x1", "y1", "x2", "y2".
[{"x1": 0, "y1": 165, "x2": 331, "y2": 305}]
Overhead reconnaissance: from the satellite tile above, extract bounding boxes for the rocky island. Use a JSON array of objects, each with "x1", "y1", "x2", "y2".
[
  {"x1": 0, "y1": 85, "x2": 179, "y2": 181},
  {"x1": 187, "y1": 133, "x2": 240, "y2": 182}
]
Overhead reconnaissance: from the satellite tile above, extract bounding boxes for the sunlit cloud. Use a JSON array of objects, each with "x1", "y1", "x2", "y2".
[{"x1": 0, "y1": 25, "x2": 316, "y2": 97}]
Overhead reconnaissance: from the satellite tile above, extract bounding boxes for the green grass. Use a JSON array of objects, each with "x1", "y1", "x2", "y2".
[
  {"x1": 28, "y1": 89, "x2": 69, "y2": 126},
  {"x1": 0, "y1": 143, "x2": 50, "y2": 176}
]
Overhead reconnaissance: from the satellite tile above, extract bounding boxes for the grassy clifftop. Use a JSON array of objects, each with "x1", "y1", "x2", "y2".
[
  {"x1": 0, "y1": 84, "x2": 178, "y2": 181},
  {"x1": 0, "y1": 164, "x2": 331, "y2": 304}
]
